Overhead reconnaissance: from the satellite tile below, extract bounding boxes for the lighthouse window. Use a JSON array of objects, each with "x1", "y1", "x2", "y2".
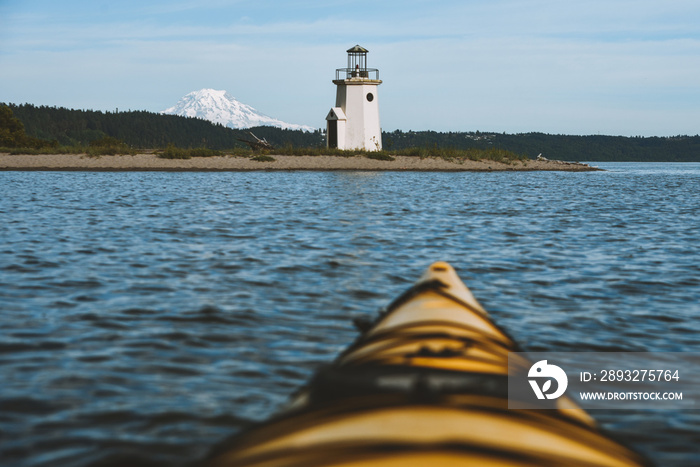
[{"x1": 366, "y1": 93, "x2": 374, "y2": 102}]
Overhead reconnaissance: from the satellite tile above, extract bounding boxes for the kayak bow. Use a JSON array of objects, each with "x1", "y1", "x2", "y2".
[{"x1": 207, "y1": 262, "x2": 648, "y2": 467}]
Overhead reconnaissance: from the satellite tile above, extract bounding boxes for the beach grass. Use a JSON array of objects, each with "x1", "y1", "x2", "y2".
[
  {"x1": 4, "y1": 142, "x2": 528, "y2": 165},
  {"x1": 2, "y1": 145, "x2": 136, "y2": 157},
  {"x1": 154, "y1": 145, "x2": 527, "y2": 164},
  {"x1": 2, "y1": 136, "x2": 136, "y2": 157}
]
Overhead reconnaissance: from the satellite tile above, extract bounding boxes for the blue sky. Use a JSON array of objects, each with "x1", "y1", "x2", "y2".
[{"x1": 1, "y1": 0, "x2": 699, "y2": 136}]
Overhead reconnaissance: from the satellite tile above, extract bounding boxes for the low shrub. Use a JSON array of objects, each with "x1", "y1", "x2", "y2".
[
  {"x1": 187, "y1": 147, "x2": 223, "y2": 158},
  {"x1": 85, "y1": 136, "x2": 135, "y2": 156},
  {"x1": 157, "y1": 145, "x2": 222, "y2": 159},
  {"x1": 158, "y1": 144, "x2": 190, "y2": 159},
  {"x1": 365, "y1": 153, "x2": 396, "y2": 161},
  {"x1": 251, "y1": 155, "x2": 276, "y2": 162}
]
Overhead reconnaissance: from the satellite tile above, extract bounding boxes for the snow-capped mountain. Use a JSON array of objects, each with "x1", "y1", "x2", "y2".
[{"x1": 161, "y1": 89, "x2": 314, "y2": 131}]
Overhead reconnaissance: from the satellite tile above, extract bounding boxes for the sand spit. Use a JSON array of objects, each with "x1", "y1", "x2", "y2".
[{"x1": 0, "y1": 153, "x2": 600, "y2": 172}]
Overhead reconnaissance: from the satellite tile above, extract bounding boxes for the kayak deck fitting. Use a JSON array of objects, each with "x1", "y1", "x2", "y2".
[{"x1": 206, "y1": 262, "x2": 649, "y2": 466}]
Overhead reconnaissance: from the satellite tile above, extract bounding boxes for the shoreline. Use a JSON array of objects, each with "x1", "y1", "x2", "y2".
[{"x1": 0, "y1": 153, "x2": 601, "y2": 172}]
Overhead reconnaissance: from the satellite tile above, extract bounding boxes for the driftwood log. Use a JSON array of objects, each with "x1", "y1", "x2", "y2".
[{"x1": 237, "y1": 132, "x2": 274, "y2": 151}]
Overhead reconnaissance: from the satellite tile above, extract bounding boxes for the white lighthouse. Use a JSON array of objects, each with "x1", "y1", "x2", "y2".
[{"x1": 326, "y1": 45, "x2": 382, "y2": 151}]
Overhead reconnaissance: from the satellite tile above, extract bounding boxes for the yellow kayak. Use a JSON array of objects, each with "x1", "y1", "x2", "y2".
[{"x1": 206, "y1": 262, "x2": 649, "y2": 466}]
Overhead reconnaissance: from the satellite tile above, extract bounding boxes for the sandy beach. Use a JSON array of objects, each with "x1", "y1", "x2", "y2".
[{"x1": 0, "y1": 153, "x2": 600, "y2": 171}]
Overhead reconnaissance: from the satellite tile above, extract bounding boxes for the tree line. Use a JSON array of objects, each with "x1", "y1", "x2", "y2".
[
  {"x1": 384, "y1": 130, "x2": 700, "y2": 162},
  {"x1": 5, "y1": 103, "x2": 324, "y2": 150},
  {"x1": 3, "y1": 103, "x2": 699, "y2": 161}
]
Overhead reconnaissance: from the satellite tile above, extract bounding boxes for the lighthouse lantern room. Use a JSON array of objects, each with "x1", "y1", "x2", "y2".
[{"x1": 326, "y1": 45, "x2": 382, "y2": 151}]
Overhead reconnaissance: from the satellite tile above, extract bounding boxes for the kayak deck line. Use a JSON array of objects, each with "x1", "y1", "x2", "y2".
[{"x1": 206, "y1": 262, "x2": 650, "y2": 467}]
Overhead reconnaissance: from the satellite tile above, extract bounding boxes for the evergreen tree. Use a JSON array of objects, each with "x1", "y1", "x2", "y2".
[{"x1": 0, "y1": 104, "x2": 29, "y2": 147}]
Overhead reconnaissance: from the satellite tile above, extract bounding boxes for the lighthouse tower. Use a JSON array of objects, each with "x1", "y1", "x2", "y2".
[{"x1": 326, "y1": 45, "x2": 382, "y2": 151}]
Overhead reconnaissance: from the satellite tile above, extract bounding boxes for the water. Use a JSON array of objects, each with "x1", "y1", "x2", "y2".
[{"x1": 1, "y1": 163, "x2": 699, "y2": 466}]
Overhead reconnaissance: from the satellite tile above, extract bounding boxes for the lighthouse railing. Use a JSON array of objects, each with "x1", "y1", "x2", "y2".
[{"x1": 335, "y1": 68, "x2": 380, "y2": 81}]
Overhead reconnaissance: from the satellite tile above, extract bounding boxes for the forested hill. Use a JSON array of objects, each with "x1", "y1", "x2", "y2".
[
  {"x1": 7, "y1": 103, "x2": 324, "y2": 149},
  {"x1": 6, "y1": 103, "x2": 700, "y2": 161},
  {"x1": 384, "y1": 131, "x2": 700, "y2": 162}
]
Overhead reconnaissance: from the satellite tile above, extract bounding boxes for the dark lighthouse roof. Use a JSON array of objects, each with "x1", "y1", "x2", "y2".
[{"x1": 347, "y1": 45, "x2": 369, "y2": 53}]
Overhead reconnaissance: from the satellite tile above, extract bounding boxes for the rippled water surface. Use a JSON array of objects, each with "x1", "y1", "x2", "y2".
[{"x1": 2, "y1": 163, "x2": 699, "y2": 466}]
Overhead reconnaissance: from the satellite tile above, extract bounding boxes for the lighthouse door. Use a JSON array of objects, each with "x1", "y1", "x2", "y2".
[{"x1": 328, "y1": 120, "x2": 338, "y2": 148}]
